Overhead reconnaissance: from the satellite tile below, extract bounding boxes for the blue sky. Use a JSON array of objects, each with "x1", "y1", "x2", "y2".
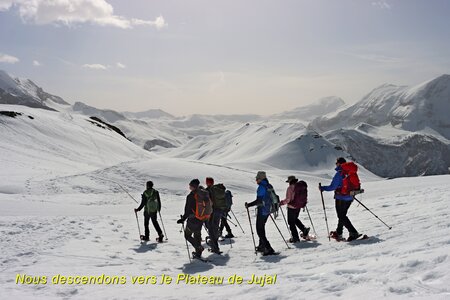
[{"x1": 1, "y1": 0, "x2": 449, "y2": 115}]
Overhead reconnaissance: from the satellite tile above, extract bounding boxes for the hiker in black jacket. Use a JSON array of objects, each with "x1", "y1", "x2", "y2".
[
  {"x1": 134, "y1": 181, "x2": 164, "y2": 242},
  {"x1": 177, "y1": 179, "x2": 205, "y2": 258}
]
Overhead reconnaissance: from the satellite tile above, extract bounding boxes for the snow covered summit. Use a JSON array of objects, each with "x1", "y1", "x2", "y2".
[{"x1": 0, "y1": 69, "x2": 69, "y2": 111}]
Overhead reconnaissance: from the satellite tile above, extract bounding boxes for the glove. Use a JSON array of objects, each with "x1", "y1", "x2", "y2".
[
  {"x1": 134, "y1": 208, "x2": 138, "y2": 213},
  {"x1": 244, "y1": 202, "x2": 249, "y2": 208},
  {"x1": 177, "y1": 218, "x2": 184, "y2": 224}
]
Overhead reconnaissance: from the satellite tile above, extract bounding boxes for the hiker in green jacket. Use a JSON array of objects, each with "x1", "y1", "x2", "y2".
[{"x1": 134, "y1": 181, "x2": 164, "y2": 242}]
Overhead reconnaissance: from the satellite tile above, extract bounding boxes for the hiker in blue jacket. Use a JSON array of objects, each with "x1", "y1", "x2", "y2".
[
  {"x1": 320, "y1": 157, "x2": 359, "y2": 241},
  {"x1": 245, "y1": 171, "x2": 276, "y2": 256}
]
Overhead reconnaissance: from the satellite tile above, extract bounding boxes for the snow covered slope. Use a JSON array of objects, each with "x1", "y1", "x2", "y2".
[
  {"x1": 273, "y1": 96, "x2": 345, "y2": 121},
  {"x1": 0, "y1": 70, "x2": 69, "y2": 110},
  {"x1": 0, "y1": 104, "x2": 152, "y2": 193},
  {"x1": 0, "y1": 145, "x2": 449, "y2": 299},
  {"x1": 1, "y1": 84, "x2": 449, "y2": 299},
  {"x1": 308, "y1": 75, "x2": 450, "y2": 177},
  {"x1": 325, "y1": 125, "x2": 450, "y2": 178},
  {"x1": 310, "y1": 75, "x2": 450, "y2": 139},
  {"x1": 166, "y1": 121, "x2": 352, "y2": 171},
  {"x1": 122, "y1": 109, "x2": 175, "y2": 120}
]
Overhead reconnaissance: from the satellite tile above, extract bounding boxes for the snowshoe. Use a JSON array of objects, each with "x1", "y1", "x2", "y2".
[
  {"x1": 224, "y1": 233, "x2": 235, "y2": 238},
  {"x1": 192, "y1": 252, "x2": 209, "y2": 263},
  {"x1": 208, "y1": 248, "x2": 223, "y2": 255},
  {"x1": 302, "y1": 227, "x2": 310, "y2": 238},
  {"x1": 262, "y1": 249, "x2": 279, "y2": 256},
  {"x1": 330, "y1": 231, "x2": 344, "y2": 242},
  {"x1": 346, "y1": 234, "x2": 369, "y2": 242},
  {"x1": 255, "y1": 245, "x2": 265, "y2": 253},
  {"x1": 288, "y1": 238, "x2": 300, "y2": 243},
  {"x1": 156, "y1": 235, "x2": 164, "y2": 243},
  {"x1": 346, "y1": 233, "x2": 362, "y2": 242}
]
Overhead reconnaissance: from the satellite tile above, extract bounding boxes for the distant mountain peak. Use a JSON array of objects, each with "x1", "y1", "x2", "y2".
[{"x1": 0, "y1": 69, "x2": 69, "y2": 110}]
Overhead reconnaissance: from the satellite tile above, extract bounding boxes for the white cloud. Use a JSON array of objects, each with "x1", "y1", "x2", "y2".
[
  {"x1": 131, "y1": 15, "x2": 167, "y2": 30},
  {"x1": 350, "y1": 53, "x2": 401, "y2": 63},
  {"x1": 33, "y1": 60, "x2": 42, "y2": 66},
  {"x1": 116, "y1": 62, "x2": 126, "y2": 69},
  {"x1": 82, "y1": 63, "x2": 108, "y2": 70},
  {"x1": 0, "y1": 52, "x2": 19, "y2": 64},
  {"x1": 372, "y1": 1, "x2": 391, "y2": 10},
  {"x1": 0, "y1": 0, "x2": 14, "y2": 11},
  {"x1": 0, "y1": 0, "x2": 167, "y2": 29}
]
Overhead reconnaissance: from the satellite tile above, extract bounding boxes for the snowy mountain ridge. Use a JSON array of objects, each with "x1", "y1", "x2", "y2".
[
  {"x1": 0, "y1": 70, "x2": 69, "y2": 110},
  {"x1": 1, "y1": 70, "x2": 449, "y2": 178},
  {"x1": 310, "y1": 74, "x2": 450, "y2": 140}
]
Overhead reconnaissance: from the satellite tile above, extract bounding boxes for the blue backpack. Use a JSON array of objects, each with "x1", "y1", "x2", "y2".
[{"x1": 261, "y1": 184, "x2": 280, "y2": 217}]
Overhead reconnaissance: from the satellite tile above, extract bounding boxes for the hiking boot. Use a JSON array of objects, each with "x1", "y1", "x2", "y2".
[
  {"x1": 347, "y1": 232, "x2": 362, "y2": 242},
  {"x1": 224, "y1": 233, "x2": 235, "y2": 238},
  {"x1": 330, "y1": 231, "x2": 343, "y2": 241},
  {"x1": 195, "y1": 245, "x2": 205, "y2": 257},
  {"x1": 140, "y1": 235, "x2": 149, "y2": 241},
  {"x1": 157, "y1": 234, "x2": 164, "y2": 243},
  {"x1": 209, "y1": 248, "x2": 222, "y2": 255},
  {"x1": 289, "y1": 237, "x2": 300, "y2": 243},
  {"x1": 302, "y1": 227, "x2": 310, "y2": 238},
  {"x1": 263, "y1": 248, "x2": 275, "y2": 256},
  {"x1": 256, "y1": 245, "x2": 265, "y2": 253}
]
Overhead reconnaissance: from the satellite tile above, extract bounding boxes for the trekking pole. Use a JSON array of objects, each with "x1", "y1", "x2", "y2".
[
  {"x1": 269, "y1": 214, "x2": 291, "y2": 249},
  {"x1": 134, "y1": 210, "x2": 142, "y2": 243},
  {"x1": 246, "y1": 206, "x2": 257, "y2": 255},
  {"x1": 180, "y1": 216, "x2": 192, "y2": 263},
  {"x1": 230, "y1": 209, "x2": 245, "y2": 234},
  {"x1": 117, "y1": 184, "x2": 139, "y2": 204},
  {"x1": 305, "y1": 206, "x2": 317, "y2": 237},
  {"x1": 279, "y1": 206, "x2": 292, "y2": 239},
  {"x1": 226, "y1": 217, "x2": 238, "y2": 227},
  {"x1": 353, "y1": 196, "x2": 392, "y2": 230},
  {"x1": 319, "y1": 183, "x2": 331, "y2": 241},
  {"x1": 158, "y1": 211, "x2": 168, "y2": 240}
]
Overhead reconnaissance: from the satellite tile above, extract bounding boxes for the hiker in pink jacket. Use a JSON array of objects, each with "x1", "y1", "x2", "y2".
[{"x1": 280, "y1": 176, "x2": 310, "y2": 243}]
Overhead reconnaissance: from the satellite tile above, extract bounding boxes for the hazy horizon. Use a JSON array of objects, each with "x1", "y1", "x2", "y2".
[{"x1": 1, "y1": 0, "x2": 449, "y2": 115}]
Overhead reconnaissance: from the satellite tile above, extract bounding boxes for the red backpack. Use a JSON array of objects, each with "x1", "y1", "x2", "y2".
[
  {"x1": 292, "y1": 180, "x2": 308, "y2": 209},
  {"x1": 339, "y1": 162, "x2": 361, "y2": 195}
]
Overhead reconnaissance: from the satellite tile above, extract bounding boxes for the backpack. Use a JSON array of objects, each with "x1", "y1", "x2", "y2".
[
  {"x1": 210, "y1": 184, "x2": 227, "y2": 210},
  {"x1": 292, "y1": 180, "x2": 308, "y2": 209},
  {"x1": 339, "y1": 162, "x2": 361, "y2": 196},
  {"x1": 144, "y1": 189, "x2": 158, "y2": 213},
  {"x1": 194, "y1": 187, "x2": 213, "y2": 221},
  {"x1": 266, "y1": 184, "x2": 280, "y2": 218},
  {"x1": 225, "y1": 190, "x2": 233, "y2": 211}
]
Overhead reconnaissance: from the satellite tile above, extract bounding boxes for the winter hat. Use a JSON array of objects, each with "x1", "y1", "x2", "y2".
[
  {"x1": 146, "y1": 181, "x2": 154, "y2": 188},
  {"x1": 336, "y1": 157, "x2": 347, "y2": 164},
  {"x1": 255, "y1": 171, "x2": 267, "y2": 180},
  {"x1": 189, "y1": 179, "x2": 200, "y2": 188},
  {"x1": 206, "y1": 177, "x2": 214, "y2": 185},
  {"x1": 286, "y1": 176, "x2": 298, "y2": 183}
]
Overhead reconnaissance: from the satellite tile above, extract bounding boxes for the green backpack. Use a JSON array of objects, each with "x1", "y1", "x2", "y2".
[
  {"x1": 144, "y1": 189, "x2": 158, "y2": 213},
  {"x1": 210, "y1": 184, "x2": 227, "y2": 210}
]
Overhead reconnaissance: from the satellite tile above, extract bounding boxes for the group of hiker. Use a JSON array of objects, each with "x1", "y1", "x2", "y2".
[{"x1": 134, "y1": 157, "x2": 380, "y2": 260}]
